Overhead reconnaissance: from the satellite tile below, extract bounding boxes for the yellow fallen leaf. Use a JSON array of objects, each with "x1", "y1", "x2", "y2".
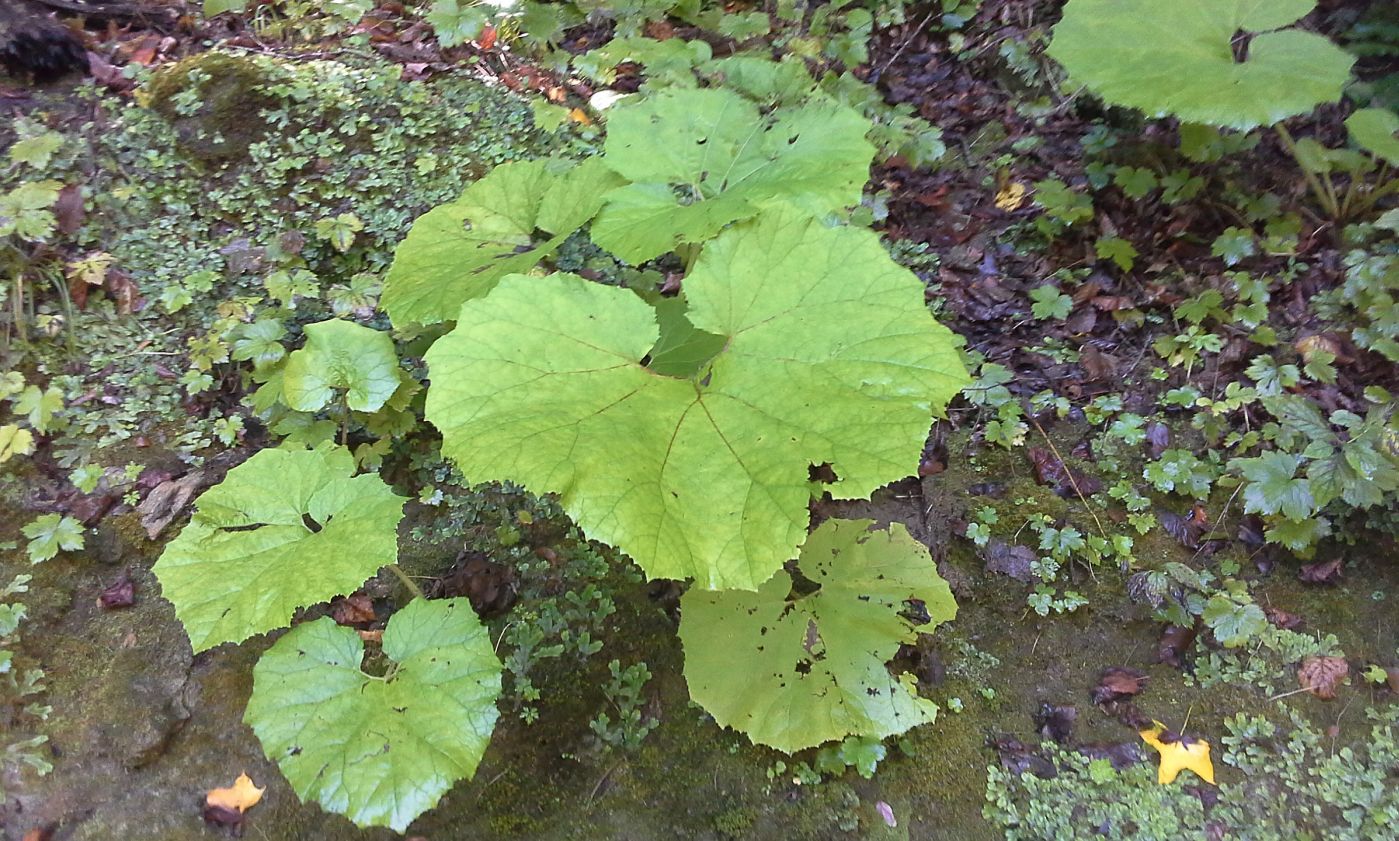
[
  {"x1": 205, "y1": 772, "x2": 265, "y2": 813},
  {"x1": 995, "y1": 182, "x2": 1028, "y2": 211},
  {"x1": 568, "y1": 108, "x2": 593, "y2": 126},
  {"x1": 1140, "y1": 722, "x2": 1215, "y2": 785}
]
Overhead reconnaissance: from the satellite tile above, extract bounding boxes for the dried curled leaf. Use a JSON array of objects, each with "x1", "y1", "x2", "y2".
[{"x1": 1298, "y1": 654, "x2": 1348, "y2": 699}]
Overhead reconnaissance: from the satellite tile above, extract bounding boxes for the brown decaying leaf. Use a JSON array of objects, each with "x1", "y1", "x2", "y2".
[
  {"x1": 1027, "y1": 447, "x2": 1103, "y2": 498},
  {"x1": 1386, "y1": 668, "x2": 1399, "y2": 694},
  {"x1": 104, "y1": 268, "x2": 140, "y2": 315},
  {"x1": 1034, "y1": 702, "x2": 1077, "y2": 743},
  {"x1": 54, "y1": 184, "x2": 85, "y2": 235},
  {"x1": 434, "y1": 552, "x2": 517, "y2": 617},
  {"x1": 1263, "y1": 606, "x2": 1302, "y2": 630},
  {"x1": 1092, "y1": 667, "x2": 1147, "y2": 705},
  {"x1": 1145, "y1": 422, "x2": 1170, "y2": 460},
  {"x1": 1078, "y1": 345, "x2": 1119, "y2": 381},
  {"x1": 982, "y1": 539, "x2": 1036, "y2": 583},
  {"x1": 1158, "y1": 623, "x2": 1198, "y2": 668},
  {"x1": 1298, "y1": 557, "x2": 1343, "y2": 584},
  {"x1": 330, "y1": 594, "x2": 376, "y2": 626},
  {"x1": 1297, "y1": 655, "x2": 1348, "y2": 700},
  {"x1": 97, "y1": 573, "x2": 135, "y2": 609},
  {"x1": 1158, "y1": 509, "x2": 1204, "y2": 550}
]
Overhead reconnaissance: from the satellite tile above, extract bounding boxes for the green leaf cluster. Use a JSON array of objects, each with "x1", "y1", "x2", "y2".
[
  {"x1": 383, "y1": 88, "x2": 873, "y2": 325},
  {"x1": 424, "y1": 209, "x2": 968, "y2": 590},
  {"x1": 1231, "y1": 396, "x2": 1399, "y2": 551}
]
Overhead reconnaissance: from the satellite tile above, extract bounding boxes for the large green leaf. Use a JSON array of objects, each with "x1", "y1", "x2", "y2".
[
  {"x1": 246, "y1": 597, "x2": 501, "y2": 832},
  {"x1": 1347, "y1": 107, "x2": 1399, "y2": 167},
  {"x1": 591, "y1": 88, "x2": 875, "y2": 263},
  {"x1": 680, "y1": 518, "x2": 956, "y2": 752},
  {"x1": 281, "y1": 319, "x2": 401, "y2": 413},
  {"x1": 153, "y1": 444, "x2": 407, "y2": 651},
  {"x1": 1047, "y1": 0, "x2": 1355, "y2": 130},
  {"x1": 381, "y1": 158, "x2": 623, "y2": 327},
  {"x1": 424, "y1": 211, "x2": 968, "y2": 589}
]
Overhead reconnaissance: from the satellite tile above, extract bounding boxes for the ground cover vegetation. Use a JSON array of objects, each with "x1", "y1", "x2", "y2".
[{"x1": 0, "y1": 0, "x2": 1396, "y2": 838}]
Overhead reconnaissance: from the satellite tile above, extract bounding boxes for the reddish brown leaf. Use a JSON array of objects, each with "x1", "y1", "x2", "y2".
[
  {"x1": 330, "y1": 594, "x2": 376, "y2": 626},
  {"x1": 97, "y1": 573, "x2": 135, "y2": 609},
  {"x1": 1078, "y1": 345, "x2": 1119, "y2": 381},
  {"x1": 1263, "y1": 606, "x2": 1302, "y2": 630},
  {"x1": 1158, "y1": 623, "x2": 1198, "y2": 667},
  {"x1": 1298, "y1": 655, "x2": 1348, "y2": 700},
  {"x1": 982, "y1": 540, "x2": 1035, "y2": 583},
  {"x1": 1298, "y1": 558, "x2": 1343, "y2": 584},
  {"x1": 54, "y1": 184, "x2": 85, "y2": 235},
  {"x1": 1092, "y1": 667, "x2": 1147, "y2": 705},
  {"x1": 1028, "y1": 447, "x2": 1103, "y2": 497}
]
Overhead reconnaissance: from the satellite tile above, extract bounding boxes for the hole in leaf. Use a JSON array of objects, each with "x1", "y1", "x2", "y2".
[
  {"x1": 901, "y1": 599, "x2": 932, "y2": 625},
  {"x1": 808, "y1": 463, "x2": 839, "y2": 484},
  {"x1": 1230, "y1": 30, "x2": 1253, "y2": 63},
  {"x1": 219, "y1": 522, "x2": 269, "y2": 533},
  {"x1": 302, "y1": 513, "x2": 324, "y2": 533}
]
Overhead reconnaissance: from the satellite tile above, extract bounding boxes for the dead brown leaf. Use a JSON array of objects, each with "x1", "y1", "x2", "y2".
[
  {"x1": 1298, "y1": 558, "x2": 1343, "y2": 585},
  {"x1": 330, "y1": 594, "x2": 376, "y2": 626},
  {"x1": 1028, "y1": 447, "x2": 1103, "y2": 498},
  {"x1": 1158, "y1": 623, "x2": 1198, "y2": 668},
  {"x1": 1092, "y1": 667, "x2": 1147, "y2": 705},
  {"x1": 1298, "y1": 655, "x2": 1348, "y2": 700},
  {"x1": 1263, "y1": 606, "x2": 1302, "y2": 630},
  {"x1": 97, "y1": 573, "x2": 135, "y2": 609},
  {"x1": 54, "y1": 184, "x2": 85, "y2": 235},
  {"x1": 1078, "y1": 345, "x2": 1119, "y2": 381},
  {"x1": 982, "y1": 539, "x2": 1035, "y2": 583}
]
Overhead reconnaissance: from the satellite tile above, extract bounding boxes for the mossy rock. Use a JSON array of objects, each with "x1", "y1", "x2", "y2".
[{"x1": 141, "y1": 51, "x2": 289, "y2": 163}]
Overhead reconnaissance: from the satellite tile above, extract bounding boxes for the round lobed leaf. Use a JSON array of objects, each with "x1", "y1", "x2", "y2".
[
  {"x1": 281, "y1": 319, "x2": 401, "y2": 413},
  {"x1": 679, "y1": 518, "x2": 957, "y2": 753},
  {"x1": 246, "y1": 597, "x2": 502, "y2": 832},
  {"x1": 1047, "y1": 0, "x2": 1355, "y2": 130},
  {"x1": 153, "y1": 444, "x2": 407, "y2": 651},
  {"x1": 424, "y1": 211, "x2": 968, "y2": 590}
]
